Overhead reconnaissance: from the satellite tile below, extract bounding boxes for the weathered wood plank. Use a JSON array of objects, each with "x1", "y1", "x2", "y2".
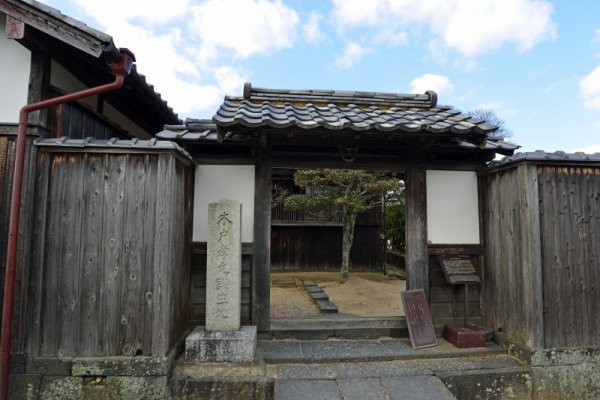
[
  {"x1": 253, "y1": 139, "x2": 271, "y2": 331},
  {"x1": 5, "y1": 15, "x2": 25, "y2": 39},
  {"x1": 25, "y1": 149, "x2": 51, "y2": 356},
  {"x1": 14, "y1": 138, "x2": 38, "y2": 353},
  {"x1": 591, "y1": 169, "x2": 600, "y2": 345},
  {"x1": 40, "y1": 154, "x2": 67, "y2": 356},
  {"x1": 151, "y1": 154, "x2": 172, "y2": 355},
  {"x1": 99, "y1": 154, "x2": 126, "y2": 355},
  {"x1": 541, "y1": 167, "x2": 562, "y2": 347},
  {"x1": 56, "y1": 155, "x2": 84, "y2": 356},
  {"x1": 117, "y1": 155, "x2": 145, "y2": 355},
  {"x1": 517, "y1": 164, "x2": 543, "y2": 349},
  {"x1": 77, "y1": 154, "x2": 104, "y2": 356},
  {"x1": 141, "y1": 155, "x2": 157, "y2": 355},
  {"x1": 406, "y1": 166, "x2": 428, "y2": 297}
]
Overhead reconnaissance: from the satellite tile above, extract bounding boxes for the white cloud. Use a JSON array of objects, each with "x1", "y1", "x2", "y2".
[
  {"x1": 212, "y1": 65, "x2": 249, "y2": 95},
  {"x1": 594, "y1": 28, "x2": 600, "y2": 44},
  {"x1": 303, "y1": 11, "x2": 325, "y2": 43},
  {"x1": 409, "y1": 74, "x2": 454, "y2": 97},
  {"x1": 66, "y1": 0, "x2": 302, "y2": 117},
  {"x1": 579, "y1": 65, "x2": 600, "y2": 111},
  {"x1": 72, "y1": 0, "x2": 190, "y2": 24},
  {"x1": 334, "y1": 42, "x2": 371, "y2": 69},
  {"x1": 572, "y1": 144, "x2": 600, "y2": 154},
  {"x1": 332, "y1": 0, "x2": 557, "y2": 58},
  {"x1": 189, "y1": 0, "x2": 299, "y2": 60}
]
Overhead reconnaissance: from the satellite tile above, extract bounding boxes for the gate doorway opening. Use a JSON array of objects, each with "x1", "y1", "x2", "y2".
[{"x1": 269, "y1": 167, "x2": 407, "y2": 321}]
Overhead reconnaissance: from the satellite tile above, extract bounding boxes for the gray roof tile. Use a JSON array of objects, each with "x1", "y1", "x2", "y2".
[
  {"x1": 34, "y1": 137, "x2": 192, "y2": 160},
  {"x1": 491, "y1": 151, "x2": 600, "y2": 166},
  {"x1": 156, "y1": 118, "x2": 518, "y2": 156},
  {"x1": 212, "y1": 83, "x2": 498, "y2": 135}
]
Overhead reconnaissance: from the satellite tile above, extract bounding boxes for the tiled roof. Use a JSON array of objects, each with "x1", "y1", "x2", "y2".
[
  {"x1": 491, "y1": 151, "x2": 600, "y2": 166},
  {"x1": 157, "y1": 119, "x2": 251, "y2": 142},
  {"x1": 212, "y1": 83, "x2": 499, "y2": 135},
  {"x1": 35, "y1": 137, "x2": 192, "y2": 160},
  {"x1": 156, "y1": 118, "x2": 519, "y2": 154}
]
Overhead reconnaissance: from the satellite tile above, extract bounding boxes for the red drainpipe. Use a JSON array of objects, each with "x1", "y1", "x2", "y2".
[{"x1": 0, "y1": 48, "x2": 135, "y2": 400}]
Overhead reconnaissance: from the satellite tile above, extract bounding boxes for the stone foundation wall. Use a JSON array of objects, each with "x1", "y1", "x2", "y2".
[
  {"x1": 496, "y1": 332, "x2": 600, "y2": 399},
  {"x1": 9, "y1": 335, "x2": 186, "y2": 400}
]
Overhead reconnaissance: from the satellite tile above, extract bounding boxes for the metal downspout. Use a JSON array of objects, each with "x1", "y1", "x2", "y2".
[{"x1": 0, "y1": 48, "x2": 135, "y2": 400}]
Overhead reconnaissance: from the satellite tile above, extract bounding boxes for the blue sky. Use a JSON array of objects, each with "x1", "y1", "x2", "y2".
[{"x1": 41, "y1": 0, "x2": 600, "y2": 153}]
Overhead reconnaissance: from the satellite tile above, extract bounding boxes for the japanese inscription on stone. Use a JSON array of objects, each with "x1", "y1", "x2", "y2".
[
  {"x1": 401, "y1": 289, "x2": 437, "y2": 349},
  {"x1": 206, "y1": 199, "x2": 242, "y2": 331},
  {"x1": 438, "y1": 256, "x2": 481, "y2": 285}
]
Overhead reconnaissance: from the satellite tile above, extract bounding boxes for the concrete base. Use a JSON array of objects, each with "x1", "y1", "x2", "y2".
[
  {"x1": 443, "y1": 325, "x2": 486, "y2": 348},
  {"x1": 186, "y1": 326, "x2": 257, "y2": 363}
]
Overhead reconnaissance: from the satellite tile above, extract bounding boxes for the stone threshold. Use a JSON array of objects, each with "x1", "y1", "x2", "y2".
[{"x1": 259, "y1": 337, "x2": 504, "y2": 364}]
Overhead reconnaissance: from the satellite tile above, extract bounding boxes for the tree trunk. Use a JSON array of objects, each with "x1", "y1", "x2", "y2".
[{"x1": 341, "y1": 211, "x2": 357, "y2": 280}]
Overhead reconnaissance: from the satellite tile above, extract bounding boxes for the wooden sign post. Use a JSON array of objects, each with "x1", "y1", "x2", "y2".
[
  {"x1": 437, "y1": 256, "x2": 485, "y2": 348},
  {"x1": 401, "y1": 289, "x2": 437, "y2": 349},
  {"x1": 438, "y1": 255, "x2": 481, "y2": 327}
]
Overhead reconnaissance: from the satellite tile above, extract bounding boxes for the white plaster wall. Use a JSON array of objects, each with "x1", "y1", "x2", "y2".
[
  {"x1": 193, "y1": 165, "x2": 255, "y2": 242},
  {"x1": 0, "y1": 13, "x2": 31, "y2": 123},
  {"x1": 426, "y1": 170, "x2": 480, "y2": 244}
]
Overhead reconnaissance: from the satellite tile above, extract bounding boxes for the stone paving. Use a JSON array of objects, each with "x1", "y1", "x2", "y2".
[
  {"x1": 261, "y1": 338, "x2": 530, "y2": 400},
  {"x1": 275, "y1": 375, "x2": 456, "y2": 400}
]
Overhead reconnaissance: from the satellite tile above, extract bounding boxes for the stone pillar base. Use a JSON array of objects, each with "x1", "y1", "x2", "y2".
[
  {"x1": 443, "y1": 325, "x2": 486, "y2": 348},
  {"x1": 185, "y1": 326, "x2": 257, "y2": 363}
]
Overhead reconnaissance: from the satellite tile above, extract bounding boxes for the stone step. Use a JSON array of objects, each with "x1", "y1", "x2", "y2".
[
  {"x1": 272, "y1": 279, "x2": 297, "y2": 288},
  {"x1": 259, "y1": 338, "x2": 505, "y2": 364},
  {"x1": 315, "y1": 299, "x2": 338, "y2": 313},
  {"x1": 309, "y1": 291, "x2": 329, "y2": 301},
  {"x1": 169, "y1": 357, "x2": 274, "y2": 400},
  {"x1": 169, "y1": 338, "x2": 530, "y2": 399},
  {"x1": 269, "y1": 317, "x2": 485, "y2": 340}
]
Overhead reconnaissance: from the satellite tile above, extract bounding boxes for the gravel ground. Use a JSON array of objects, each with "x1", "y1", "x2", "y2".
[{"x1": 270, "y1": 272, "x2": 405, "y2": 319}]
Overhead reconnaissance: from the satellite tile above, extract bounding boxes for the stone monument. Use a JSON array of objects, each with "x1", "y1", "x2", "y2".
[{"x1": 185, "y1": 199, "x2": 257, "y2": 362}]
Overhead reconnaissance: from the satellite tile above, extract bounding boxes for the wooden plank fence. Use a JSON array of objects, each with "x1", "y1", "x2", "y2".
[
  {"x1": 481, "y1": 162, "x2": 600, "y2": 349},
  {"x1": 15, "y1": 142, "x2": 193, "y2": 357}
]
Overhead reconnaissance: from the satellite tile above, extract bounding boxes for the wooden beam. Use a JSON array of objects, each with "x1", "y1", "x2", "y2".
[
  {"x1": 5, "y1": 15, "x2": 25, "y2": 39},
  {"x1": 252, "y1": 136, "x2": 272, "y2": 332},
  {"x1": 27, "y1": 51, "x2": 50, "y2": 127},
  {"x1": 0, "y1": 0, "x2": 117, "y2": 59},
  {"x1": 405, "y1": 166, "x2": 429, "y2": 298}
]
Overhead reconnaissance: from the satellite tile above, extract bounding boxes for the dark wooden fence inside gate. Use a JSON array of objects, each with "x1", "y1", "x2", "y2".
[
  {"x1": 271, "y1": 208, "x2": 383, "y2": 271},
  {"x1": 481, "y1": 156, "x2": 600, "y2": 350}
]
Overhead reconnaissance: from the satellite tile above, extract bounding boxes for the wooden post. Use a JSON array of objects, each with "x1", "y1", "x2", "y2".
[
  {"x1": 252, "y1": 137, "x2": 271, "y2": 332},
  {"x1": 405, "y1": 166, "x2": 428, "y2": 299}
]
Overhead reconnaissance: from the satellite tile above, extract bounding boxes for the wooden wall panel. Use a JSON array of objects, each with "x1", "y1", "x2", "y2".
[
  {"x1": 19, "y1": 148, "x2": 193, "y2": 357},
  {"x1": 481, "y1": 164, "x2": 543, "y2": 349},
  {"x1": 538, "y1": 166, "x2": 600, "y2": 348}
]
